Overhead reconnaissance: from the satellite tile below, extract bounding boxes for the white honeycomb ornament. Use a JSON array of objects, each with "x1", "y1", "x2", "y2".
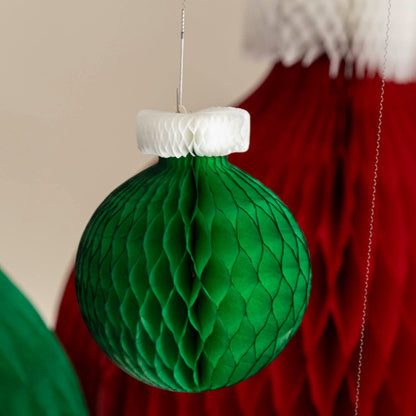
[
  {"x1": 136, "y1": 107, "x2": 250, "y2": 158},
  {"x1": 244, "y1": 0, "x2": 416, "y2": 82}
]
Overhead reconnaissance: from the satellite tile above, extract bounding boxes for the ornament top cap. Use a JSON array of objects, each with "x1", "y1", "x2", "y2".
[{"x1": 136, "y1": 107, "x2": 250, "y2": 158}]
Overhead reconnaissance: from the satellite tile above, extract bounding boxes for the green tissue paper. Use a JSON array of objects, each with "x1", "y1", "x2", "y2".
[
  {"x1": 0, "y1": 268, "x2": 88, "y2": 415},
  {"x1": 76, "y1": 156, "x2": 311, "y2": 392}
]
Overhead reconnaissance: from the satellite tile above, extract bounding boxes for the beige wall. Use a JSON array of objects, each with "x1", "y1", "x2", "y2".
[{"x1": 0, "y1": 0, "x2": 270, "y2": 325}]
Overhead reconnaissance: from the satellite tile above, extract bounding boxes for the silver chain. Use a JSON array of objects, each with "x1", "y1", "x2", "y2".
[{"x1": 354, "y1": 1, "x2": 392, "y2": 414}]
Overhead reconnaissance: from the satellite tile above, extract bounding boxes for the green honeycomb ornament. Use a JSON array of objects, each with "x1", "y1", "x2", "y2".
[
  {"x1": 0, "y1": 268, "x2": 88, "y2": 415},
  {"x1": 75, "y1": 107, "x2": 311, "y2": 392}
]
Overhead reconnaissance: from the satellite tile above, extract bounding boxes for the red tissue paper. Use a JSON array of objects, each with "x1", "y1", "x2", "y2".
[{"x1": 56, "y1": 58, "x2": 416, "y2": 416}]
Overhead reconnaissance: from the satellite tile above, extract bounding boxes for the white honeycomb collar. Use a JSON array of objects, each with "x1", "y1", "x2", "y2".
[
  {"x1": 136, "y1": 107, "x2": 250, "y2": 158},
  {"x1": 244, "y1": 0, "x2": 416, "y2": 83}
]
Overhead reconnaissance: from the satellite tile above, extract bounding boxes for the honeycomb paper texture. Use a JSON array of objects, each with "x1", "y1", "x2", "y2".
[
  {"x1": 0, "y1": 269, "x2": 88, "y2": 416},
  {"x1": 136, "y1": 107, "x2": 250, "y2": 158},
  {"x1": 75, "y1": 156, "x2": 311, "y2": 392},
  {"x1": 244, "y1": 0, "x2": 416, "y2": 82}
]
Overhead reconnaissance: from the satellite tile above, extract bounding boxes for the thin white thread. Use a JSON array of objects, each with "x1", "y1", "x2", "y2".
[{"x1": 354, "y1": 1, "x2": 391, "y2": 415}]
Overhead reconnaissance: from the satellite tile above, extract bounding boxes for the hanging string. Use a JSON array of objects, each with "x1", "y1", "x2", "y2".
[
  {"x1": 354, "y1": 1, "x2": 392, "y2": 415},
  {"x1": 177, "y1": 0, "x2": 187, "y2": 113}
]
